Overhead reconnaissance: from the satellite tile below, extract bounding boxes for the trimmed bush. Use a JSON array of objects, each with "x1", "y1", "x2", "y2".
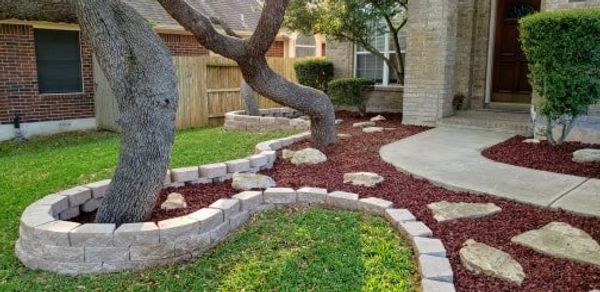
[
  {"x1": 327, "y1": 78, "x2": 374, "y2": 115},
  {"x1": 520, "y1": 9, "x2": 600, "y2": 145},
  {"x1": 294, "y1": 58, "x2": 335, "y2": 92}
]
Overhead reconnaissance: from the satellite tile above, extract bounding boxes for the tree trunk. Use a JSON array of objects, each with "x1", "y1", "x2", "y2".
[
  {"x1": 74, "y1": 1, "x2": 178, "y2": 224},
  {"x1": 240, "y1": 79, "x2": 260, "y2": 116}
]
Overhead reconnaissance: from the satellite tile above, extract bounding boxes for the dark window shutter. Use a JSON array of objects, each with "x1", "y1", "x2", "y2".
[{"x1": 34, "y1": 29, "x2": 83, "y2": 94}]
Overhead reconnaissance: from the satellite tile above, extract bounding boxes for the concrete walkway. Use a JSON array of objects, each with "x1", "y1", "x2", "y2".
[{"x1": 380, "y1": 127, "x2": 600, "y2": 217}]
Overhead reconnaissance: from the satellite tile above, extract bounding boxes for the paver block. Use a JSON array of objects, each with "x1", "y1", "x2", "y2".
[
  {"x1": 232, "y1": 191, "x2": 263, "y2": 211},
  {"x1": 85, "y1": 179, "x2": 111, "y2": 198},
  {"x1": 385, "y1": 209, "x2": 416, "y2": 226},
  {"x1": 85, "y1": 246, "x2": 129, "y2": 263},
  {"x1": 229, "y1": 210, "x2": 250, "y2": 230},
  {"x1": 20, "y1": 205, "x2": 56, "y2": 237},
  {"x1": 210, "y1": 221, "x2": 231, "y2": 243},
  {"x1": 225, "y1": 159, "x2": 250, "y2": 173},
  {"x1": 212, "y1": 173, "x2": 233, "y2": 183},
  {"x1": 421, "y1": 279, "x2": 456, "y2": 292},
  {"x1": 57, "y1": 186, "x2": 92, "y2": 207},
  {"x1": 36, "y1": 194, "x2": 69, "y2": 215},
  {"x1": 80, "y1": 198, "x2": 103, "y2": 212},
  {"x1": 33, "y1": 220, "x2": 81, "y2": 246},
  {"x1": 264, "y1": 188, "x2": 296, "y2": 204},
  {"x1": 130, "y1": 242, "x2": 174, "y2": 260},
  {"x1": 414, "y1": 237, "x2": 446, "y2": 257},
  {"x1": 70, "y1": 223, "x2": 115, "y2": 247},
  {"x1": 398, "y1": 221, "x2": 433, "y2": 238},
  {"x1": 21, "y1": 240, "x2": 84, "y2": 262},
  {"x1": 16, "y1": 242, "x2": 102, "y2": 275},
  {"x1": 173, "y1": 232, "x2": 211, "y2": 256},
  {"x1": 158, "y1": 216, "x2": 199, "y2": 242},
  {"x1": 326, "y1": 191, "x2": 359, "y2": 210},
  {"x1": 114, "y1": 222, "x2": 159, "y2": 246},
  {"x1": 189, "y1": 177, "x2": 212, "y2": 185},
  {"x1": 261, "y1": 150, "x2": 277, "y2": 164},
  {"x1": 252, "y1": 203, "x2": 276, "y2": 214},
  {"x1": 358, "y1": 197, "x2": 393, "y2": 215},
  {"x1": 255, "y1": 142, "x2": 272, "y2": 152},
  {"x1": 419, "y1": 255, "x2": 453, "y2": 282},
  {"x1": 171, "y1": 166, "x2": 199, "y2": 182},
  {"x1": 199, "y1": 163, "x2": 227, "y2": 178},
  {"x1": 59, "y1": 206, "x2": 80, "y2": 220},
  {"x1": 249, "y1": 154, "x2": 268, "y2": 168},
  {"x1": 188, "y1": 208, "x2": 224, "y2": 234},
  {"x1": 209, "y1": 198, "x2": 241, "y2": 219},
  {"x1": 297, "y1": 187, "x2": 328, "y2": 204}
]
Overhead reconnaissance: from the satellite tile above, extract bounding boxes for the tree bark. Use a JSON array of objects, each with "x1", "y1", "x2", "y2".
[
  {"x1": 158, "y1": 0, "x2": 337, "y2": 147},
  {"x1": 1, "y1": 0, "x2": 179, "y2": 225},
  {"x1": 241, "y1": 80, "x2": 260, "y2": 116}
]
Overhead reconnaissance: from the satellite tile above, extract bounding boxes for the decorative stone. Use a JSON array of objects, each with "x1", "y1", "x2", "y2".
[
  {"x1": 160, "y1": 193, "x2": 187, "y2": 211},
  {"x1": 459, "y1": 239, "x2": 525, "y2": 285},
  {"x1": 358, "y1": 197, "x2": 393, "y2": 215},
  {"x1": 421, "y1": 279, "x2": 456, "y2": 292},
  {"x1": 335, "y1": 119, "x2": 344, "y2": 125},
  {"x1": 370, "y1": 115, "x2": 386, "y2": 122},
  {"x1": 427, "y1": 201, "x2": 502, "y2": 222},
  {"x1": 352, "y1": 121, "x2": 376, "y2": 128},
  {"x1": 33, "y1": 220, "x2": 81, "y2": 246},
  {"x1": 511, "y1": 221, "x2": 600, "y2": 267},
  {"x1": 209, "y1": 199, "x2": 241, "y2": 219},
  {"x1": 523, "y1": 138, "x2": 540, "y2": 144},
  {"x1": 291, "y1": 148, "x2": 327, "y2": 166},
  {"x1": 57, "y1": 186, "x2": 92, "y2": 207},
  {"x1": 264, "y1": 188, "x2": 296, "y2": 204},
  {"x1": 343, "y1": 172, "x2": 384, "y2": 187},
  {"x1": 158, "y1": 216, "x2": 198, "y2": 242},
  {"x1": 70, "y1": 224, "x2": 115, "y2": 247},
  {"x1": 326, "y1": 191, "x2": 359, "y2": 210},
  {"x1": 282, "y1": 149, "x2": 296, "y2": 160},
  {"x1": 385, "y1": 209, "x2": 416, "y2": 225},
  {"x1": 225, "y1": 159, "x2": 250, "y2": 173},
  {"x1": 85, "y1": 179, "x2": 111, "y2": 198},
  {"x1": 414, "y1": 237, "x2": 446, "y2": 257},
  {"x1": 384, "y1": 128, "x2": 397, "y2": 131},
  {"x1": 248, "y1": 154, "x2": 268, "y2": 168},
  {"x1": 171, "y1": 167, "x2": 199, "y2": 183},
  {"x1": 418, "y1": 255, "x2": 453, "y2": 283},
  {"x1": 199, "y1": 163, "x2": 227, "y2": 179},
  {"x1": 572, "y1": 149, "x2": 600, "y2": 163},
  {"x1": 231, "y1": 172, "x2": 276, "y2": 191},
  {"x1": 363, "y1": 127, "x2": 384, "y2": 133},
  {"x1": 398, "y1": 221, "x2": 433, "y2": 238},
  {"x1": 232, "y1": 191, "x2": 263, "y2": 211},
  {"x1": 337, "y1": 133, "x2": 351, "y2": 140},
  {"x1": 297, "y1": 187, "x2": 328, "y2": 204},
  {"x1": 113, "y1": 222, "x2": 159, "y2": 246},
  {"x1": 188, "y1": 208, "x2": 224, "y2": 234}
]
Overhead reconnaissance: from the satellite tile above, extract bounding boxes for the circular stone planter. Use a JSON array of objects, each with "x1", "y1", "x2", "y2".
[
  {"x1": 224, "y1": 107, "x2": 310, "y2": 132},
  {"x1": 16, "y1": 132, "x2": 455, "y2": 291}
]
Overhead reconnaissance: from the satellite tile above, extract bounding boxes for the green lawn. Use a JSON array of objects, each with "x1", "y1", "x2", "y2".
[{"x1": 0, "y1": 127, "x2": 416, "y2": 291}]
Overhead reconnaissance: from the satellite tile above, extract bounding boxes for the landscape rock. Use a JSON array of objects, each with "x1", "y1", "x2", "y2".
[
  {"x1": 160, "y1": 193, "x2": 187, "y2": 211},
  {"x1": 363, "y1": 127, "x2": 384, "y2": 133},
  {"x1": 384, "y1": 128, "x2": 397, "y2": 131},
  {"x1": 291, "y1": 148, "x2": 327, "y2": 166},
  {"x1": 343, "y1": 172, "x2": 384, "y2": 187},
  {"x1": 231, "y1": 172, "x2": 276, "y2": 191},
  {"x1": 335, "y1": 119, "x2": 344, "y2": 125},
  {"x1": 282, "y1": 149, "x2": 296, "y2": 160},
  {"x1": 572, "y1": 149, "x2": 600, "y2": 163},
  {"x1": 370, "y1": 115, "x2": 386, "y2": 122},
  {"x1": 427, "y1": 201, "x2": 501, "y2": 222},
  {"x1": 523, "y1": 138, "x2": 540, "y2": 144},
  {"x1": 511, "y1": 221, "x2": 600, "y2": 267},
  {"x1": 352, "y1": 121, "x2": 376, "y2": 128},
  {"x1": 337, "y1": 133, "x2": 352, "y2": 140},
  {"x1": 459, "y1": 239, "x2": 525, "y2": 285}
]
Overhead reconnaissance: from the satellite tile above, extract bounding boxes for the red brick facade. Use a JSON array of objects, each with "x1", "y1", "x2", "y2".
[
  {"x1": 0, "y1": 24, "x2": 286, "y2": 125},
  {"x1": 0, "y1": 24, "x2": 95, "y2": 124}
]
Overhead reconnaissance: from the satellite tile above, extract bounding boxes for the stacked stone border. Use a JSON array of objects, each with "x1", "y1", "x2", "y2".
[
  {"x1": 223, "y1": 107, "x2": 310, "y2": 132},
  {"x1": 16, "y1": 131, "x2": 454, "y2": 292}
]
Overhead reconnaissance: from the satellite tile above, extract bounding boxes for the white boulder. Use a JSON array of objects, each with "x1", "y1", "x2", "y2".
[
  {"x1": 370, "y1": 115, "x2": 386, "y2": 122},
  {"x1": 231, "y1": 172, "x2": 276, "y2": 191},
  {"x1": 291, "y1": 148, "x2": 327, "y2": 166},
  {"x1": 343, "y1": 172, "x2": 384, "y2": 187},
  {"x1": 572, "y1": 149, "x2": 600, "y2": 163},
  {"x1": 352, "y1": 121, "x2": 376, "y2": 128},
  {"x1": 160, "y1": 193, "x2": 187, "y2": 211},
  {"x1": 460, "y1": 239, "x2": 525, "y2": 285}
]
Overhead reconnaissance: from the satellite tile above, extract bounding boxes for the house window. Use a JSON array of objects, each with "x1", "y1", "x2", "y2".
[
  {"x1": 34, "y1": 29, "x2": 83, "y2": 94},
  {"x1": 355, "y1": 31, "x2": 407, "y2": 86},
  {"x1": 295, "y1": 34, "x2": 316, "y2": 57}
]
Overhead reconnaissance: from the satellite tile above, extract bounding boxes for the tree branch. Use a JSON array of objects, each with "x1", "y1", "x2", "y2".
[
  {"x1": 0, "y1": 0, "x2": 77, "y2": 23},
  {"x1": 209, "y1": 16, "x2": 242, "y2": 38},
  {"x1": 247, "y1": 0, "x2": 289, "y2": 55}
]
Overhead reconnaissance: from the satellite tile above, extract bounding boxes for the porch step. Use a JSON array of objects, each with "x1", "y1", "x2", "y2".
[{"x1": 437, "y1": 110, "x2": 531, "y2": 135}]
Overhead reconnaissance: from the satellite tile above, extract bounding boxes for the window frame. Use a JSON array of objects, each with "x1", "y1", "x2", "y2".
[
  {"x1": 353, "y1": 30, "x2": 406, "y2": 86},
  {"x1": 34, "y1": 28, "x2": 84, "y2": 95},
  {"x1": 294, "y1": 34, "x2": 318, "y2": 58}
]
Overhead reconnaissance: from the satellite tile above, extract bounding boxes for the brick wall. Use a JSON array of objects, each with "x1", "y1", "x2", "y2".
[
  {"x1": 159, "y1": 33, "x2": 209, "y2": 56},
  {"x1": 266, "y1": 41, "x2": 285, "y2": 57},
  {"x1": 0, "y1": 24, "x2": 95, "y2": 125}
]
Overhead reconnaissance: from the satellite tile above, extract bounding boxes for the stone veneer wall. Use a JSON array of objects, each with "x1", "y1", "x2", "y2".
[
  {"x1": 402, "y1": 0, "x2": 458, "y2": 126},
  {"x1": 16, "y1": 132, "x2": 456, "y2": 291},
  {"x1": 223, "y1": 108, "x2": 310, "y2": 132}
]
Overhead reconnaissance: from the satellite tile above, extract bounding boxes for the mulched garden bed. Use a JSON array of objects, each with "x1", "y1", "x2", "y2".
[
  {"x1": 482, "y1": 135, "x2": 600, "y2": 179},
  {"x1": 75, "y1": 111, "x2": 600, "y2": 291}
]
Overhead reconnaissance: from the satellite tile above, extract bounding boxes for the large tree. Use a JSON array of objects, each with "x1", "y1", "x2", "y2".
[
  {"x1": 0, "y1": 0, "x2": 179, "y2": 225},
  {"x1": 157, "y1": 0, "x2": 337, "y2": 147},
  {"x1": 285, "y1": 0, "x2": 408, "y2": 84}
]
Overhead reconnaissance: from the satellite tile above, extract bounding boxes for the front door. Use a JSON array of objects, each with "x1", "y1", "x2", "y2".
[{"x1": 491, "y1": 0, "x2": 540, "y2": 103}]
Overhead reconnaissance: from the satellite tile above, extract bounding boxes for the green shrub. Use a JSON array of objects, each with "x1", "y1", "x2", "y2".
[
  {"x1": 520, "y1": 9, "x2": 600, "y2": 145},
  {"x1": 327, "y1": 77, "x2": 374, "y2": 115},
  {"x1": 294, "y1": 58, "x2": 335, "y2": 92}
]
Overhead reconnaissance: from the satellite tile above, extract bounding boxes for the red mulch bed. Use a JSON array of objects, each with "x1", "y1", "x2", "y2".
[
  {"x1": 74, "y1": 111, "x2": 600, "y2": 291},
  {"x1": 482, "y1": 135, "x2": 600, "y2": 179}
]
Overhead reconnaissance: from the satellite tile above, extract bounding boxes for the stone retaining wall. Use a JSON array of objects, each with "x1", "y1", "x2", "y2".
[
  {"x1": 223, "y1": 108, "x2": 310, "y2": 132},
  {"x1": 16, "y1": 132, "x2": 455, "y2": 291}
]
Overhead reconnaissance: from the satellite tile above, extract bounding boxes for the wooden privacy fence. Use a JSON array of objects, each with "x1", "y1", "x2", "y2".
[{"x1": 94, "y1": 56, "x2": 300, "y2": 131}]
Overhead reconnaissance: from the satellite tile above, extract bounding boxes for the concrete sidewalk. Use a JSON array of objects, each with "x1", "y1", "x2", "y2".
[{"x1": 380, "y1": 127, "x2": 599, "y2": 217}]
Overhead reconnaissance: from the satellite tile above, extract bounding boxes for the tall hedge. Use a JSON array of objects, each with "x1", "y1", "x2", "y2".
[
  {"x1": 327, "y1": 77, "x2": 374, "y2": 115},
  {"x1": 520, "y1": 9, "x2": 600, "y2": 144},
  {"x1": 294, "y1": 58, "x2": 335, "y2": 92}
]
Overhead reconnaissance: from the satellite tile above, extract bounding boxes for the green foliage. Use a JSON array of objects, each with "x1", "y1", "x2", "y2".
[
  {"x1": 328, "y1": 77, "x2": 374, "y2": 115},
  {"x1": 293, "y1": 58, "x2": 335, "y2": 92},
  {"x1": 520, "y1": 9, "x2": 600, "y2": 145}
]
